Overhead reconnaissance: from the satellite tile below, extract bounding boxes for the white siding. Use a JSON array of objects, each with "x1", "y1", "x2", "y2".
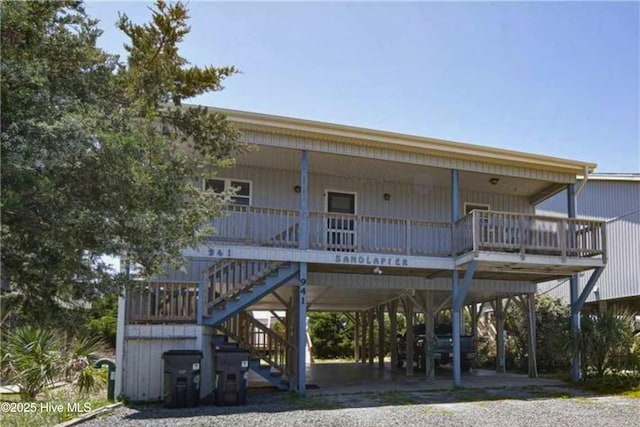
[
  {"x1": 122, "y1": 324, "x2": 201, "y2": 402},
  {"x1": 156, "y1": 257, "x2": 212, "y2": 283},
  {"x1": 217, "y1": 165, "x2": 534, "y2": 220}
]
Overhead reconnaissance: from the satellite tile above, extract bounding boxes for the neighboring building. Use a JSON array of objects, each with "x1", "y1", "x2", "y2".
[
  {"x1": 115, "y1": 107, "x2": 607, "y2": 401},
  {"x1": 537, "y1": 174, "x2": 640, "y2": 312}
]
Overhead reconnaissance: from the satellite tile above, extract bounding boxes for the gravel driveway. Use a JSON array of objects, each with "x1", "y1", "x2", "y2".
[{"x1": 84, "y1": 387, "x2": 639, "y2": 427}]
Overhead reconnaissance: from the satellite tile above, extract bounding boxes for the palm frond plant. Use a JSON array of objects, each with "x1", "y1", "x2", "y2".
[
  {"x1": 65, "y1": 335, "x2": 106, "y2": 395},
  {"x1": 1, "y1": 326, "x2": 65, "y2": 399},
  {"x1": 569, "y1": 307, "x2": 634, "y2": 378}
]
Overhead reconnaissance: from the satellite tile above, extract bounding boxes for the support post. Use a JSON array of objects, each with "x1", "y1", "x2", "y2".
[
  {"x1": 361, "y1": 310, "x2": 367, "y2": 364},
  {"x1": 197, "y1": 280, "x2": 205, "y2": 325},
  {"x1": 471, "y1": 303, "x2": 478, "y2": 341},
  {"x1": 451, "y1": 167, "x2": 462, "y2": 387},
  {"x1": 297, "y1": 263, "x2": 308, "y2": 395},
  {"x1": 377, "y1": 305, "x2": 385, "y2": 368},
  {"x1": 299, "y1": 150, "x2": 309, "y2": 250},
  {"x1": 526, "y1": 293, "x2": 538, "y2": 378},
  {"x1": 451, "y1": 169, "x2": 459, "y2": 221},
  {"x1": 368, "y1": 308, "x2": 375, "y2": 365},
  {"x1": 114, "y1": 259, "x2": 130, "y2": 398},
  {"x1": 567, "y1": 183, "x2": 581, "y2": 381},
  {"x1": 289, "y1": 293, "x2": 297, "y2": 392},
  {"x1": 495, "y1": 298, "x2": 506, "y2": 373},
  {"x1": 452, "y1": 262, "x2": 477, "y2": 386},
  {"x1": 114, "y1": 288, "x2": 127, "y2": 397},
  {"x1": 570, "y1": 266, "x2": 605, "y2": 380},
  {"x1": 418, "y1": 291, "x2": 435, "y2": 381},
  {"x1": 354, "y1": 312, "x2": 360, "y2": 361},
  {"x1": 452, "y1": 270, "x2": 462, "y2": 386},
  {"x1": 598, "y1": 300, "x2": 608, "y2": 314},
  {"x1": 404, "y1": 297, "x2": 414, "y2": 376},
  {"x1": 389, "y1": 300, "x2": 398, "y2": 369}
]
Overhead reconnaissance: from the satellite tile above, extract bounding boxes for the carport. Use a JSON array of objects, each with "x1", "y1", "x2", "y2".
[{"x1": 249, "y1": 274, "x2": 542, "y2": 388}]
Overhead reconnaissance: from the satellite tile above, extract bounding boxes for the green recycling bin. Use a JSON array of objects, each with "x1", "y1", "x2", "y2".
[
  {"x1": 162, "y1": 350, "x2": 202, "y2": 408},
  {"x1": 213, "y1": 347, "x2": 249, "y2": 406},
  {"x1": 94, "y1": 358, "x2": 116, "y2": 401}
]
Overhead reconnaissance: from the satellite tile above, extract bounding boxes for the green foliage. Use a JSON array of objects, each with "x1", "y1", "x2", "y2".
[
  {"x1": 86, "y1": 294, "x2": 118, "y2": 347},
  {"x1": 308, "y1": 313, "x2": 354, "y2": 359},
  {"x1": 65, "y1": 335, "x2": 106, "y2": 395},
  {"x1": 630, "y1": 334, "x2": 640, "y2": 371},
  {"x1": 577, "y1": 372, "x2": 640, "y2": 396},
  {"x1": 504, "y1": 295, "x2": 571, "y2": 372},
  {"x1": 1, "y1": 0, "x2": 245, "y2": 325},
  {"x1": 570, "y1": 307, "x2": 634, "y2": 378},
  {"x1": 1, "y1": 327, "x2": 65, "y2": 399},
  {"x1": 1, "y1": 326, "x2": 107, "y2": 400},
  {"x1": 474, "y1": 335, "x2": 496, "y2": 368}
]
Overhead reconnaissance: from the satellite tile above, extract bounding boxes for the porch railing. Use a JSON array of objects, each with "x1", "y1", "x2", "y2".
[
  {"x1": 453, "y1": 210, "x2": 607, "y2": 259},
  {"x1": 207, "y1": 206, "x2": 606, "y2": 260},
  {"x1": 127, "y1": 281, "x2": 198, "y2": 323},
  {"x1": 209, "y1": 205, "x2": 451, "y2": 256},
  {"x1": 308, "y1": 212, "x2": 451, "y2": 256},
  {"x1": 210, "y1": 205, "x2": 299, "y2": 247}
]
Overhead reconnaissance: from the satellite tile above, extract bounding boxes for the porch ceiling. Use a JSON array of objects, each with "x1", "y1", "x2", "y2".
[
  {"x1": 249, "y1": 283, "x2": 531, "y2": 312},
  {"x1": 246, "y1": 265, "x2": 542, "y2": 312},
  {"x1": 235, "y1": 146, "x2": 562, "y2": 199}
]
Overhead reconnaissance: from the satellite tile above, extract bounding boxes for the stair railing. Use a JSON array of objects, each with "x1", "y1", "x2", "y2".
[
  {"x1": 206, "y1": 260, "x2": 282, "y2": 311},
  {"x1": 217, "y1": 311, "x2": 293, "y2": 377}
]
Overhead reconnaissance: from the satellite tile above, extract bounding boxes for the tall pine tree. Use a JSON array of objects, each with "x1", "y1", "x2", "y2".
[{"x1": 1, "y1": 1, "x2": 246, "y2": 326}]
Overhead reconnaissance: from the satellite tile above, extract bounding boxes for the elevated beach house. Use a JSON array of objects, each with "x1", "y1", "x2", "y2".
[{"x1": 115, "y1": 107, "x2": 607, "y2": 401}]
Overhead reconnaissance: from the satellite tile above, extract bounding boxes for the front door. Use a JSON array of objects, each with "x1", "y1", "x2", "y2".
[{"x1": 326, "y1": 191, "x2": 356, "y2": 251}]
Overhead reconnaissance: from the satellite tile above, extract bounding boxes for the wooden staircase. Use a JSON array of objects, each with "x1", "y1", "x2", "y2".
[
  {"x1": 215, "y1": 311, "x2": 292, "y2": 390},
  {"x1": 201, "y1": 258, "x2": 299, "y2": 326},
  {"x1": 201, "y1": 259, "x2": 299, "y2": 390}
]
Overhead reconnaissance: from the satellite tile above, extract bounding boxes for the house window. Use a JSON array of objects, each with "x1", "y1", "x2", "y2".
[
  {"x1": 464, "y1": 203, "x2": 490, "y2": 216},
  {"x1": 204, "y1": 178, "x2": 252, "y2": 205},
  {"x1": 327, "y1": 192, "x2": 356, "y2": 214}
]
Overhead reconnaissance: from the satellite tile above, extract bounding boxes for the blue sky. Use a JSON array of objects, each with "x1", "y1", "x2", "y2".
[{"x1": 87, "y1": 1, "x2": 639, "y2": 172}]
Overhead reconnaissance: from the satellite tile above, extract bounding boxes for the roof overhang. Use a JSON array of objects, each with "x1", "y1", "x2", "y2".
[{"x1": 200, "y1": 105, "x2": 597, "y2": 177}]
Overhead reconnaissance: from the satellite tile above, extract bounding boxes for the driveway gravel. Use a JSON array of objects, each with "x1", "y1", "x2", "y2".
[{"x1": 83, "y1": 387, "x2": 639, "y2": 427}]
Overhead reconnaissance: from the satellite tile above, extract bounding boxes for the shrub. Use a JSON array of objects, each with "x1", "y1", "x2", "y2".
[
  {"x1": 308, "y1": 312, "x2": 354, "y2": 359},
  {"x1": 630, "y1": 334, "x2": 640, "y2": 371},
  {"x1": 504, "y1": 294, "x2": 571, "y2": 373},
  {"x1": 570, "y1": 307, "x2": 634, "y2": 377},
  {"x1": 474, "y1": 335, "x2": 496, "y2": 368},
  {"x1": 65, "y1": 335, "x2": 106, "y2": 395},
  {"x1": 1, "y1": 327, "x2": 107, "y2": 400},
  {"x1": 1, "y1": 326, "x2": 65, "y2": 399}
]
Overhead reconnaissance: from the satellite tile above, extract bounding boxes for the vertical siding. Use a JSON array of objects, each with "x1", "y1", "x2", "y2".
[
  {"x1": 156, "y1": 258, "x2": 213, "y2": 283},
  {"x1": 537, "y1": 180, "x2": 640, "y2": 302},
  {"x1": 217, "y1": 165, "x2": 533, "y2": 221},
  {"x1": 123, "y1": 325, "x2": 200, "y2": 402}
]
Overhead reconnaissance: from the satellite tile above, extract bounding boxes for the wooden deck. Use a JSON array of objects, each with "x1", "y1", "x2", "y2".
[
  {"x1": 210, "y1": 206, "x2": 606, "y2": 260},
  {"x1": 127, "y1": 208, "x2": 606, "y2": 324}
]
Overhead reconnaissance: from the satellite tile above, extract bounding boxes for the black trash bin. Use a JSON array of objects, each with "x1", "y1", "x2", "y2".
[
  {"x1": 162, "y1": 350, "x2": 203, "y2": 408},
  {"x1": 213, "y1": 347, "x2": 249, "y2": 406}
]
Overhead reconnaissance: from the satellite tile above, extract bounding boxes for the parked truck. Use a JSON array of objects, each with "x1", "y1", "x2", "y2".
[{"x1": 397, "y1": 323, "x2": 476, "y2": 372}]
